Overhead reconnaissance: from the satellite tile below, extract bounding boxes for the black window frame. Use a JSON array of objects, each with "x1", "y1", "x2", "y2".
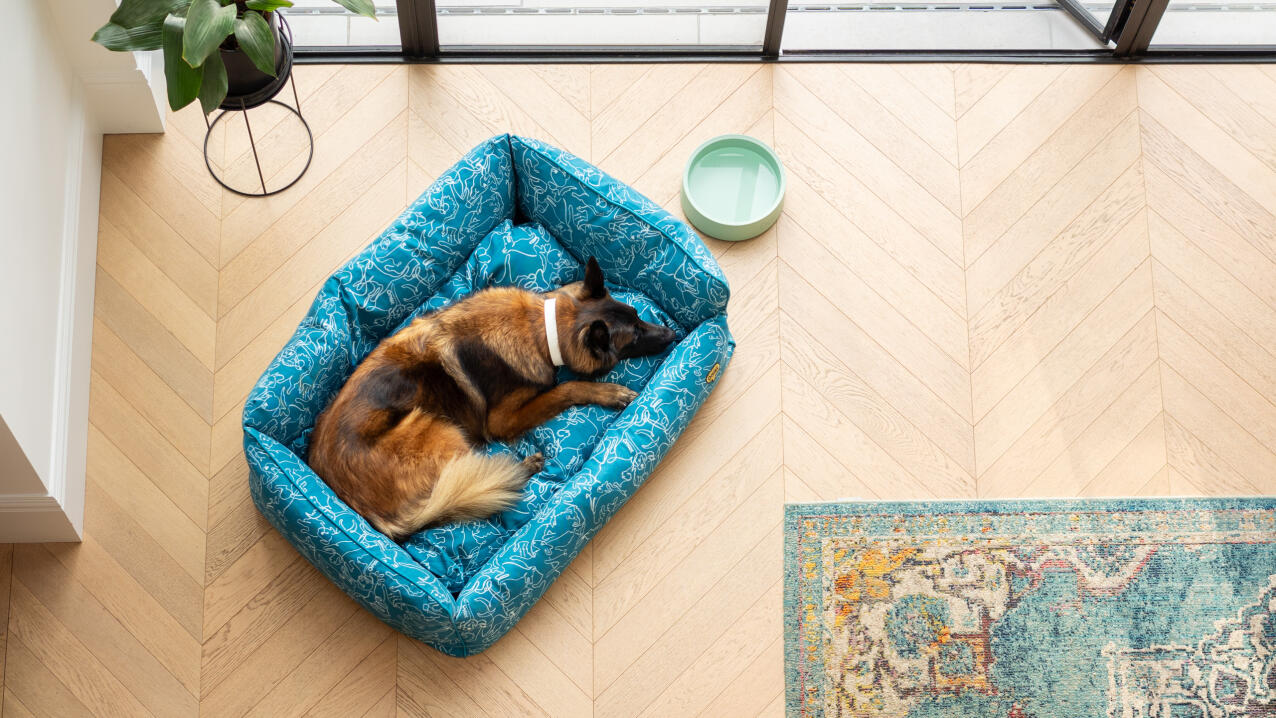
[{"x1": 291, "y1": 0, "x2": 1276, "y2": 62}]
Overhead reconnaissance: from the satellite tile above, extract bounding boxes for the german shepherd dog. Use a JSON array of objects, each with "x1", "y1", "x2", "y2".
[{"x1": 309, "y1": 258, "x2": 677, "y2": 540}]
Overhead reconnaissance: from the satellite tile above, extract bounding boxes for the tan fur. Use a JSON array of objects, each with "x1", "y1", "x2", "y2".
[{"x1": 375, "y1": 452, "x2": 530, "y2": 537}]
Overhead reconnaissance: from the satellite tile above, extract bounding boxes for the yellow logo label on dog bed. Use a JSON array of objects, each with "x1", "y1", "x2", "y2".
[{"x1": 706, "y1": 362, "x2": 720, "y2": 384}]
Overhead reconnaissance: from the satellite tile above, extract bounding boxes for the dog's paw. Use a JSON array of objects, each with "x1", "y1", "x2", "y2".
[
  {"x1": 521, "y1": 452, "x2": 546, "y2": 475},
  {"x1": 597, "y1": 383, "x2": 638, "y2": 410}
]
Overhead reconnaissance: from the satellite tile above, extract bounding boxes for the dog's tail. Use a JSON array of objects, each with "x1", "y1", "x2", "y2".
[{"x1": 382, "y1": 453, "x2": 527, "y2": 538}]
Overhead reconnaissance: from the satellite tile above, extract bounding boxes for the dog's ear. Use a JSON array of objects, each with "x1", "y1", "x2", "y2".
[
  {"x1": 585, "y1": 319, "x2": 610, "y2": 356},
  {"x1": 583, "y1": 257, "x2": 606, "y2": 299}
]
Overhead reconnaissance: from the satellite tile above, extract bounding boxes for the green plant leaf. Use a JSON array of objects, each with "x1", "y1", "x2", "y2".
[
  {"x1": 331, "y1": 0, "x2": 377, "y2": 20},
  {"x1": 245, "y1": 0, "x2": 294, "y2": 10},
  {"x1": 182, "y1": 0, "x2": 236, "y2": 68},
  {"x1": 198, "y1": 49, "x2": 229, "y2": 115},
  {"x1": 235, "y1": 11, "x2": 277, "y2": 76},
  {"x1": 108, "y1": 0, "x2": 189, "y2": 29},
  {"x1": 91, "y1": 21, "x2": 164, "y2": 51},
  {"x1": 162, "y1": 14, "x2": 203, "y2": 111}
]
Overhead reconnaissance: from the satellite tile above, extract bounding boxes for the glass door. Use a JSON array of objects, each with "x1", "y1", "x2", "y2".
[{"x1": 435, "y1": 0, "x2": 770, "y2": 49}]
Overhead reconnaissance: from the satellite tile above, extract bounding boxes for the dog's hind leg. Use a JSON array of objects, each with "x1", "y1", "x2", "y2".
[{"x1": 486, "y1": 382, "x2": 637, "y2": 440}]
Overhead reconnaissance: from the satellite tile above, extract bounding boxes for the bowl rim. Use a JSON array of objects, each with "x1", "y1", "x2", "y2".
[{"x1": 681, "y1": 133, "x2": 786, "y2": 228}]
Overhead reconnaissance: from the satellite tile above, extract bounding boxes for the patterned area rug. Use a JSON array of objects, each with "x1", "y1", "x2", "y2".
[{"x1": 784, "y1": 498, "x2": 1276, "y2": 717}]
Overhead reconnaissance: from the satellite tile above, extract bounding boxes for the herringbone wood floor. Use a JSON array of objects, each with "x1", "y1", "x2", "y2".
[{"x1": 3, "y1": 63, "x2": 1275, "y2": 717}]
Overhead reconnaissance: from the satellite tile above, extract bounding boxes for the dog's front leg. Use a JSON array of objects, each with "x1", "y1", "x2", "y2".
[{"x1": 487, "y1": 382, "x2": 637, "y2": 440}]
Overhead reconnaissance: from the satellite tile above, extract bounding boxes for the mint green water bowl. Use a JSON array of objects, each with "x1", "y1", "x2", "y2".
[{"x1": 681, "y1": 134, "x2": 785, "y2": 242}]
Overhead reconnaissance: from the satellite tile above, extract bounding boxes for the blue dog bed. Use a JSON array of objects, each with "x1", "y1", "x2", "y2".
[{"x1": 243, "y1": 135, "x2": 734, "y2": 656}]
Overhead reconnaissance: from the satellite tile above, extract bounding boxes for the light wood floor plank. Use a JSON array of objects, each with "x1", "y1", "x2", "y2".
[
  {"x1": 1152, "y1": 261, "x2": 1276, "y2": 409},
  {"x1": 217, "y1": 160, "x2": 407, "y2": 367},
  {"x1": 83, "y1": 479, "x2": 204, "y2": 639},
  {"x1": 822, "y1": 64, "x2": 962, "y2": 214},
  {"x1": 86, "y1": 425, "x2": 205, "y2": 583},
  {"x1": 777, "y1": 67, "x2": 962, "y2": 264},
  {"x1": 627, "y1": 69, "x2": 771, "y2": 211},
  {"x1": 782, "y1": 222, "x2": 970, "y2": 416},
  {"x1": 1162, "y1": 408, "x2": 1257, "y2": 496},
  {"x1": 3, "y1": 639, "x2": 94, "y2": 718},
  {"x1": 967, "y1": 154, "x2": 1144, "y2": 330},
  {"x1": 966, "y1": 112, "x2": 1142, "y2": 313},
  {"x1": 1020, "y1": 362, "x2": 1162, "y2": 497},
  {"x1": 957, "y1": 65, "x2": 1066, "y2": 165},
  {"x1": 201, "y1": 556, "x2": 328, "y2": 696},
  {"x1": 779, "y1": 264, "x2": 974, "y2": 466},
  {"x1": 974, "y1": 247, "x2": 1154, "y2": 469},
  {"x1": 474, "y1": 64, "x2": 591, "y2": 157},
  {"x1": 782, "y1": 178, "x2": 967, "y2": 347},
  {"x1": 637, "y1": 580, "x2": 781, "y2": 718},
  {"x1": 954, "y1": 64, "x2": 1010, "y2": 117},
  {"x1": 102, "y1": 135, "x2": 220, "y2": 267},
  {"x1": 696, "y1": 636, "x2": 783, "y2": 718},
  {"x1": 94, "y1": 262, "x2": 215, "y2": 420},
  {"x1": 1144, "y1": 165, "x2": 1276, "y2": 314},
  {"x1": 1141, "y1": 112, "x2": 1276, "y2": 265},
  {"x1": 3, "y1": 688, "x2": 37, "y2": 718},
  {"x1": 203, "y1": 530, "x2": 303, "y2": 640},
  {"x1": 97, "y1": 217, "x2": 216, "y2": 368},
  {"x1": 594, "y1": 418, "x2": 781, "y2": 636},
  {"x1": 0, "y1": 543, "x2": 10, "y2": 696},
  {"x1": 971, "y1": 226, "x2": 1151, "y2": 427},
  {"x1": 782, "y1": 314, "x2": 974, "y2": 488},
  {"x1": 961, "y1": 66, "x2": 1125, "y2": 216},
  {"x1": 895, "y1": 64, "x2": 956, "y2": 119},
  {"x1": 218, "y1": 114, "x2": 408, "y2": 324},
  {"x1": 600, "y1": 65, "x2": 759, "y2": 183},
  {"x1": 515, "y1": 597, "x2": 592, "y2": 696},
  {"x1": 844, "y1": 64, "x2": 959, "y2": 166},
  {"x1": 596, "y1": 523, "x2": 781, "y2": 718},
  {"x1": 1080, "y1": 413, "x2": 1168, "y2": 497},
  {"x1": 12, "y1": 546, "x2": 197, "y2": 717},
  {"x1": 782, "y1": 363, "x2": 938, "y2": 500},
  {"x1": 89, "y1": 373, "x2": 208, "y2": 529},
  {"x1": 422, "y1": 641, "x2": 550, "y2": 718},
  {"x1": 396, "y1": 638, "x2": 485, "y2": 718},
  {"x1": 8, "y1": 582, "x2": 152, "y2": 717},
  {"x1": 44, "y1": 537, "x2": 202, "y2": 697},
  {"x1": 979, "y1": 310, "x2": 1159, "y2": 497},
  {"x1": 482, "y1": 626, "x2": 591, "y2": 718},
  {"x1": 99, "y1": 168, "x2": 219, "y2": 317},
  {"x1": 305, "y1": 636, "x2": 395, "y2": 718},
  {"x1": 1139, "y1": 70, "x2": 1276, "y2": 219},
  {"x1": 781, "y1": 418, "x2": 878, "y2": 502},
  {"x1": 220, "y1": 66, "x2": 405, "y2": 258},
  {"x1": 592, "y1": 65, "x2": 703, "y2": 162},
  {"x1": 246, "y1": 609, "x2": 391, "y2": 718},
  {"x1": 200, "y1": 583, "x2": 357, "y2": 717},
  {"x1": 1151, "y1": 210, "x2": 1276, "y2": 360},
  {"x1": 1161, "y1": 363, "x2": 1276, "y2": 493},
  {"x1": 91, "y1": 321, "x2": 210, "y2": 470}
]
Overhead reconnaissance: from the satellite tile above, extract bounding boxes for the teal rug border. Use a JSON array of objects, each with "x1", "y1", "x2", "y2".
[{"x1": 782, "y1": 495, "x2": 1276, "y2": 717}]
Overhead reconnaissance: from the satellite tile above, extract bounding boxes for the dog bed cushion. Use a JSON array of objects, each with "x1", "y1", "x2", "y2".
[{"x1": 243, "y1": 134, "x2": 734, "y2": 656}]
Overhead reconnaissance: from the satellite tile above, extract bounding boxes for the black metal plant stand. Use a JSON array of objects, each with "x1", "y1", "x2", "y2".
[{"x1": 203, "y1": 15, "x2": 313, "y2": 198}]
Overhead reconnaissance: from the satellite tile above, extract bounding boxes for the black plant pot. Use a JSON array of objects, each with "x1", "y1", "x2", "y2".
[{"x1": 219, "y1": 12, "x2": 293, "y2": 111}]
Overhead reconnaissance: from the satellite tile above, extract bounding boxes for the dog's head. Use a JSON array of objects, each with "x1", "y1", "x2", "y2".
[{"x1": 560, "y1": 257, "x2": 677, "y2": 377}]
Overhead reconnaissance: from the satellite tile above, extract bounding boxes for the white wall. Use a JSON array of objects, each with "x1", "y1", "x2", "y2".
[{"x1": 0, "y1": 0, "x2": 164, "y2": 541}]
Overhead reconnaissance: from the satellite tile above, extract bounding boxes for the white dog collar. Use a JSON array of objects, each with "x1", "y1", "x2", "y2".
[{"x1": 544, "y1": 297, "x2": 564, "y2": 367}]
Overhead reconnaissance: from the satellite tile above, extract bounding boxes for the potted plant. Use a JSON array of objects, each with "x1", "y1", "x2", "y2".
[{"x1": 92, "y1": 0, "x2": 376, "y2": 114}]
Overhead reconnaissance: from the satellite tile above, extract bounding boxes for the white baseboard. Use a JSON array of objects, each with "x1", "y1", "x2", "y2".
[{"x1": 0, "y1": 494, "x2": 80, "y2": 542}]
